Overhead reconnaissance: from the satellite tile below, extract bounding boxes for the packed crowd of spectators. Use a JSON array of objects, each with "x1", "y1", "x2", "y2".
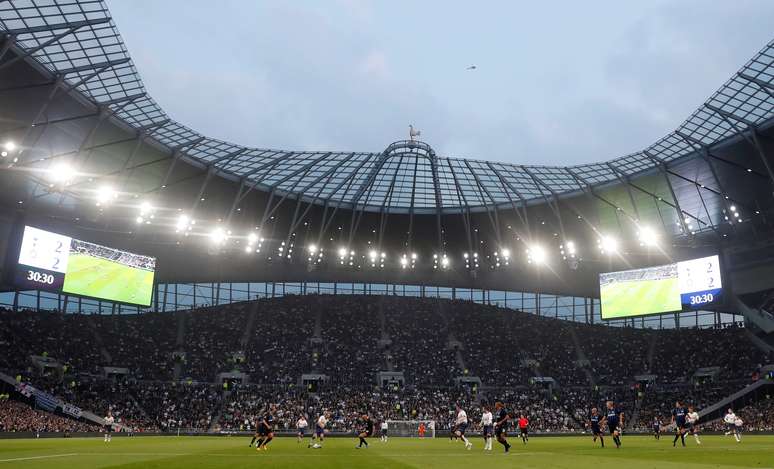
[
  {"x1": 385, "y1": 297, "x2": 461, "y2": 385},
  {"x1": 0, "y1": 399, "x2": 100, "y2": 433},
  {"x1": 1, "y1": 296, "x2": 772, "y2": 434},
  {"x1": 319, "y1": 296, "x2": 384, "y2": 385},
  {"x1": 242, "y1": 297, "x2": 316, "y2": 384},
  {"x1": 2, "y1": 298, "x2": 768, "y2": 388},
  {"x1": 650, "y1": 326, "x2": 769, "y2": 383},
  {"x1": 185, "y1": 304, "x2": 249, "y2": 381},
  {"x1": 447, "y1": 301, "x2": 587, "y2": 386}
]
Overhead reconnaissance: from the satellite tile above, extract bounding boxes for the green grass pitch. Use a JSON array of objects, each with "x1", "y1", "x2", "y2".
[
  {"x1": 0, "y1": 435, "x2": 772, "y2": 468},
  {"x1": 600, "y1": 277, "x2": 681, "y2": 319},
  {"x1": 62, "y1": 253, "x2": 154, "y2": 306}
]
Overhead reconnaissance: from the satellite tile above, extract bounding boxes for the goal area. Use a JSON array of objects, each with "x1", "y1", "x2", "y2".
[{"x1": 385, "y1": 420, "x2": 436, "y2": 438}]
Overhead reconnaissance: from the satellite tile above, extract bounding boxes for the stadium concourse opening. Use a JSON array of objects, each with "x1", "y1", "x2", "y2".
[{"x1": 1, "y1": 1, "x2": 774, "y2": 468}]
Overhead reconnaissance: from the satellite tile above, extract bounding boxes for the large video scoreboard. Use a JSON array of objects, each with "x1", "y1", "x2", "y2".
[
  {"x1": 600, "y1": 255, "x2": 723, "y2": 320},
  {"x1": 11, "y1": 226, "x2": 156, "y2": 306}
]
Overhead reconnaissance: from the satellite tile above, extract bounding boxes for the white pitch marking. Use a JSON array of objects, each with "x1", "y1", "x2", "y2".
[{"x1": 0, "y1": 453, "x2": 77, "y2": 463}]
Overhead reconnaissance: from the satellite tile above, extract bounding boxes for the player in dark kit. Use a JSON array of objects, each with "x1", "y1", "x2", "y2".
[
  {"x1": 653, "y1": 416, "x2": 661, "y2": 440},
  {"x1": 601, "y1": 400, "x2": 624, "y2": 449},
  {"x1": 255, "y1": 405, "x2": 276, "y2": 452},
  {"x1": 588, "y1": 407, "x2": 604, "y2": 448},
  {"x1": 356, "y1": 414, "x2": 373, "y2": 449},
  {"x1": 671, "y1": 401, "x2": 688, "y2": 447},
  {"x1": 493, "y1": 402, "x2": 512, "y2": 453}
]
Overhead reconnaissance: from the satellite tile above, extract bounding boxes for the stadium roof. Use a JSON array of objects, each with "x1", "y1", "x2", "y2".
[{"x1": 1, "y1": 0, "x2": 773, "y2": 215}]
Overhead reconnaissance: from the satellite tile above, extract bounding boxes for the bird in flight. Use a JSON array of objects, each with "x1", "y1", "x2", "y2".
[{"x1": 466, "y1": 65, "x2": 477, "y2": 70}]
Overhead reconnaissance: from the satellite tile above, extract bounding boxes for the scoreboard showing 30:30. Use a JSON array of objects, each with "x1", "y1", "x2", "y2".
[{"x1": 10, "y1": 225, "x2": 157, "y2": 306}]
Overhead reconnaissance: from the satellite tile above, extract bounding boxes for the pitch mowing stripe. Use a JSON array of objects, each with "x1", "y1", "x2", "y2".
[{"x1": 0, "y1": 453, "x2": 77, "y2": 463}]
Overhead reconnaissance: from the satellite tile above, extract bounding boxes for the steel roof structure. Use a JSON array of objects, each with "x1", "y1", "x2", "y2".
[{"x1": 1, "y1": 0, "x2": 773, "y2": 215}]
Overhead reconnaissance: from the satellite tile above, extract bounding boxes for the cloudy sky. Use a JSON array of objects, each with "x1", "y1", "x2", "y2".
[{"x1": 106, "y1": 0, "x2": 773, "y2": 165}]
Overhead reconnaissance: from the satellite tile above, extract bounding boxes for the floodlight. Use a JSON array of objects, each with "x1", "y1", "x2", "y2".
[
  {"x1": 96, "y1": 185, "x2": 117, "y2": 205},
  {"x1": 598, "y1": 235, "x2": 618, "y2": 254},
  {"x1": 638, "y1": 226, "x2": 658, "y2": 247},
  {"x1": 139, "y1": 201, "x2": 152, "y2": 215},
  {"x1": 48, "y1": 163, "x2": 76, "y2": 184},
  {"x1": 528, "y1": 245, "x2": 547, "y2": 264},
  {"x1": 176, "y1": 214, "x2": 190, "y2": 232},
  {"x1": 210, "y1": 227, "x2": 227, "y2": 244}
]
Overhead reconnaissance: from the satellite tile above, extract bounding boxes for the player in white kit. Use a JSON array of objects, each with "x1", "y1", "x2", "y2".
[
  {"x1": 723, "y1": 409, "x2": 741, "y2": 442},
  {"x1": 481, "y1": 405, "x2": 494, "y2": 451},
  {"x1": 453, "y1": 404, "x2": 472, "y2": 450},
  {"x1": 309, "y1": 411, "x2": 329, "y2": 448},
  {"x1": 296, "y1": 416, "x2": 308, "y2": 443},
  {"x1": 686, "y1": 406, "x2": 701, "y2": 445},
  {"x1": 734, "y1": 416, "x2": 744, "y2": 442},
  {"x1": 103, "y1": 412, "x2": 114, "y2": 443},
  {"x1": 380, "y1": 420, "x2": 389, "y2": 442}
]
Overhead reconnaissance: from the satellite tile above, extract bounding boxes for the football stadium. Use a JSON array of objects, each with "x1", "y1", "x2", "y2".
[{"x1": 1, "y1": 1, "x2": 774, "y2": 468}]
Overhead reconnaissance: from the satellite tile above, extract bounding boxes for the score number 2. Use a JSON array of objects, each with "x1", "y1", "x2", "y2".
[{"x1": 26, "y1": 270, "x2": 55, "y2": 285}]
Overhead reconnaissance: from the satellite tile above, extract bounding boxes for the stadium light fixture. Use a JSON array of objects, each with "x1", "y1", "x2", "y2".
[
  {"x1": 597, "y1": 235, "x2": 619, "y2": 254},
  {"x1": 464, "y1": 252, "x2": 479, "y2": 270},
  {"x1": 210, "y1": 227, "x2": 228, "y2": 245},
  {"x1": 47, "y1": 163, "x2": 76, "y2": 185},
  {"x1": 2, "y1": 141, "x2": 17, "y2": 156},
  {"x1": 368, "y1": 250, "x2": 385, "y2": 268},
  {"x1": 527, "y1": 245, "x2": 547, "y2": 265},
  {"x1": 139, "y1": 201, "x2": 153, "y2": 215},
  {"x1": 401, "y1": 253, "x2": 417, "y2": 269},
  {"x1": 95, "y1": 185, "x2": 117, "y2": 206},
  {"x1": 637, "y1": 226, "x2": 659, "y2": 247},
  {"x1": 560, "y1": 240, "x2": 577, "y2": 259},
  {"x1": 175, "y1": 214, "x2": 192, "y2": 233},
  {"x1": 435, "y1": 254, "x2": 450, "y2": 270}
]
